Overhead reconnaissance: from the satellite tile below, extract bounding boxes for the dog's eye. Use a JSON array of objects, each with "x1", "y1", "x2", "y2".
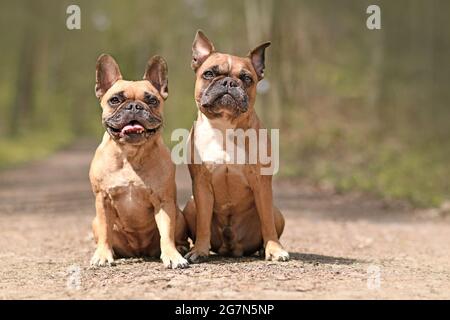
[
  {"x1": 241, "y1": 74, "x2": 253, "y2": 85},
  {"x1": 202, "y1": 70, "x2": 214, "y2": 80},
  {"x1": 108, "y1": 96, "x2": 121, "y2": 106},
  {"x1": 148, "y1": 97, "x2": 159, "y2": 106}
]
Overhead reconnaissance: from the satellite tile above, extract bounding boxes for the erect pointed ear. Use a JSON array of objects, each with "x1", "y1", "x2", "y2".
[
  {"x1": 143, "y1": 55, "x2": 169, "y2": 100},
  {"x1": 191, "y1": 30, "x2": 215, "y2": 71},
  {"x1": 248, "y1": 42, "x2": 271, "y2": 81},
  {"x1": 95, "y1": 54, "x2": 122, "y2": 99}
]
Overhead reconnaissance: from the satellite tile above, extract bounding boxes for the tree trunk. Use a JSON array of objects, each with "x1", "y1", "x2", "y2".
[{"x1": 9, "y1": 32, "x2": 36, "y2": 136}]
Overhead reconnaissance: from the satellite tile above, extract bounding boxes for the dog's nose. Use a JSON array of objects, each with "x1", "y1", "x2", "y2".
[
  {"x1": 124, "y1": 102, "x2": 144, "y2": 112},
  {"x1": 221, "y1": 77, "x2": 239, "y2": 89}
]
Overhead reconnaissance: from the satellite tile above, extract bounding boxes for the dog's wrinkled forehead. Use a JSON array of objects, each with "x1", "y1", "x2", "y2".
[
  {"x1": 199, "y1": 53, "x2": 256, "y2": 78},
  {"x1": 101, "y1": 80, "x2": 161, "y2": 105}
]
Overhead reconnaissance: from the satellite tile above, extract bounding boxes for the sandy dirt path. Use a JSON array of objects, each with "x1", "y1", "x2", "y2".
[{"x1": 0, "y1": 142, "x2": 449, "y2": 299}]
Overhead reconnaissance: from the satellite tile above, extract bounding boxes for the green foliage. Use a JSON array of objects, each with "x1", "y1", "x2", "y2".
[
  {"x1": 283, "y1": 144, "x2": 450, "y2": 207},
  {"x1": 0, "y1": 131, "x2": 72, "y2": 169}
]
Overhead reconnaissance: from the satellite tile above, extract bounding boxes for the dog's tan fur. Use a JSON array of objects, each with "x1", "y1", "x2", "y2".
[
  {"x1": 183, "y1": 31, "x2": 290, "y2": 262},
  {"x1": 89, "y1": 54, "x2": 189, "y2": 268}
]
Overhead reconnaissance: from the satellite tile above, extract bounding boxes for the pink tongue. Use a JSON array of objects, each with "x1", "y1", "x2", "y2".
[{"x1": 121, "y1": 123, "x2": 145, "y2": 134}]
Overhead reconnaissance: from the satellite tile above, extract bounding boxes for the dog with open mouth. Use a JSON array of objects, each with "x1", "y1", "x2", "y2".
[
  {"x1": 89, "y1": 54, "x2": 189, "y2": 268},
  {"x1": 183, "y1": 31, "x2": 290, "y2": 263}
]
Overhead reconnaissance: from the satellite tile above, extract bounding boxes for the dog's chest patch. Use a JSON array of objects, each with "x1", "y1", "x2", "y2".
[
  {"x1": 194, "y1": 120, "x2": 229, "y2": 163},
  {"x1": 194, "y1": 118, "x2": 246, "y2": 164}
]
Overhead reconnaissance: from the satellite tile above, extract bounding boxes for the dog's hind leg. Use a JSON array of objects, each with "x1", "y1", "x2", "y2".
[
  {"x1": 182, "y1": 197, "x2": 197, "y2": 241},
  {"x1": 175, "y1": 208, "x2": 189, "y2": 255},
  {"x1": 273, "y1": 206, "x2": 285, "y2": 238}
]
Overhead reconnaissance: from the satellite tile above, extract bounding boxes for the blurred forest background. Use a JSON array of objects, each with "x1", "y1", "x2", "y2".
[{"x1": 0, "y1": 0, "x2": 449, "y2": 207}]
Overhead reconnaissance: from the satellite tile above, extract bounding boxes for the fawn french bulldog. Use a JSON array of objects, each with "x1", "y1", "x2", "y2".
[
  {"x1": 89, "y1": 54, "x2": 189, "y2": 269},
  {"x1": 183, "y1": 31, "x2": 289, "y2": 263}
]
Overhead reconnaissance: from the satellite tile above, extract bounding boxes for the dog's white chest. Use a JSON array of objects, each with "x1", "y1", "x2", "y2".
[{"x1": 194, "y1": 118, "x2": 237, "y2": 164}]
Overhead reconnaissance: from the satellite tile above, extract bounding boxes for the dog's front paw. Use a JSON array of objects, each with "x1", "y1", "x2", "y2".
[
  {"x1": 184, "y1": 246, "x2": 209, "y2": 264},
  {"x1": 265, "y1": 241, "x2": 290, "y2": 262},
  {"x1": 161, "y1": 250, "x2": 189, "y2": 269},
  {"x1": 90, "y1": 246, "x2": 115, "y2": 267}
]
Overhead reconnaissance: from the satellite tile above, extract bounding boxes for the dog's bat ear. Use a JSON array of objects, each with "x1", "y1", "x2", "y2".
[
  {"x1": 144, "y1": 55, "x2": 169, "y2": 100},
  {"x1": 192, "y1": 30, "x2": 215, "y2": 71},
  {"x1": 248, "y1": 42, "x2": 271, "y2": 81},
  {"x1": 95, "y1": 54, "x2": 122, "y2": 99}
]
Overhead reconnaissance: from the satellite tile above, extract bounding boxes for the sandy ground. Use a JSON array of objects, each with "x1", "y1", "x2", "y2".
[{"x1": 0, "y1": 142, "x2": 449, "y2": 299}]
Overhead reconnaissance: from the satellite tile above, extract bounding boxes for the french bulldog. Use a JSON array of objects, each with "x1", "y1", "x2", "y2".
[
  {"x1": 89, "y1": 54, "x2": 189, "y2": 269},
  {"x1": 183, "y1": 31, "x2": 290, "y2": 263}
]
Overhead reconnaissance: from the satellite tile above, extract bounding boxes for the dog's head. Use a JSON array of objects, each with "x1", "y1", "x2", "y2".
[
  {"x1": 191, "y1": 30, "x2": 270, "y2": 120},
  {"x1": 95, "y1": 54, "x2": 168, "y2": 145}
]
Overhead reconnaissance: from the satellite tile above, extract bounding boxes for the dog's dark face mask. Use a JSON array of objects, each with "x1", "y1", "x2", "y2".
[
  {"x1": 198, "y1": 67, "x2": 250, "y2": 117},
  {"x1": 191, "y1": 30, "x2": 270, "y2": 119},
  {"x1": 95, "y1": 54, "x2": 169, "y2": 145},
  {"x1": 103, "y1": 93, "x2": 163, "y2": 145}
]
